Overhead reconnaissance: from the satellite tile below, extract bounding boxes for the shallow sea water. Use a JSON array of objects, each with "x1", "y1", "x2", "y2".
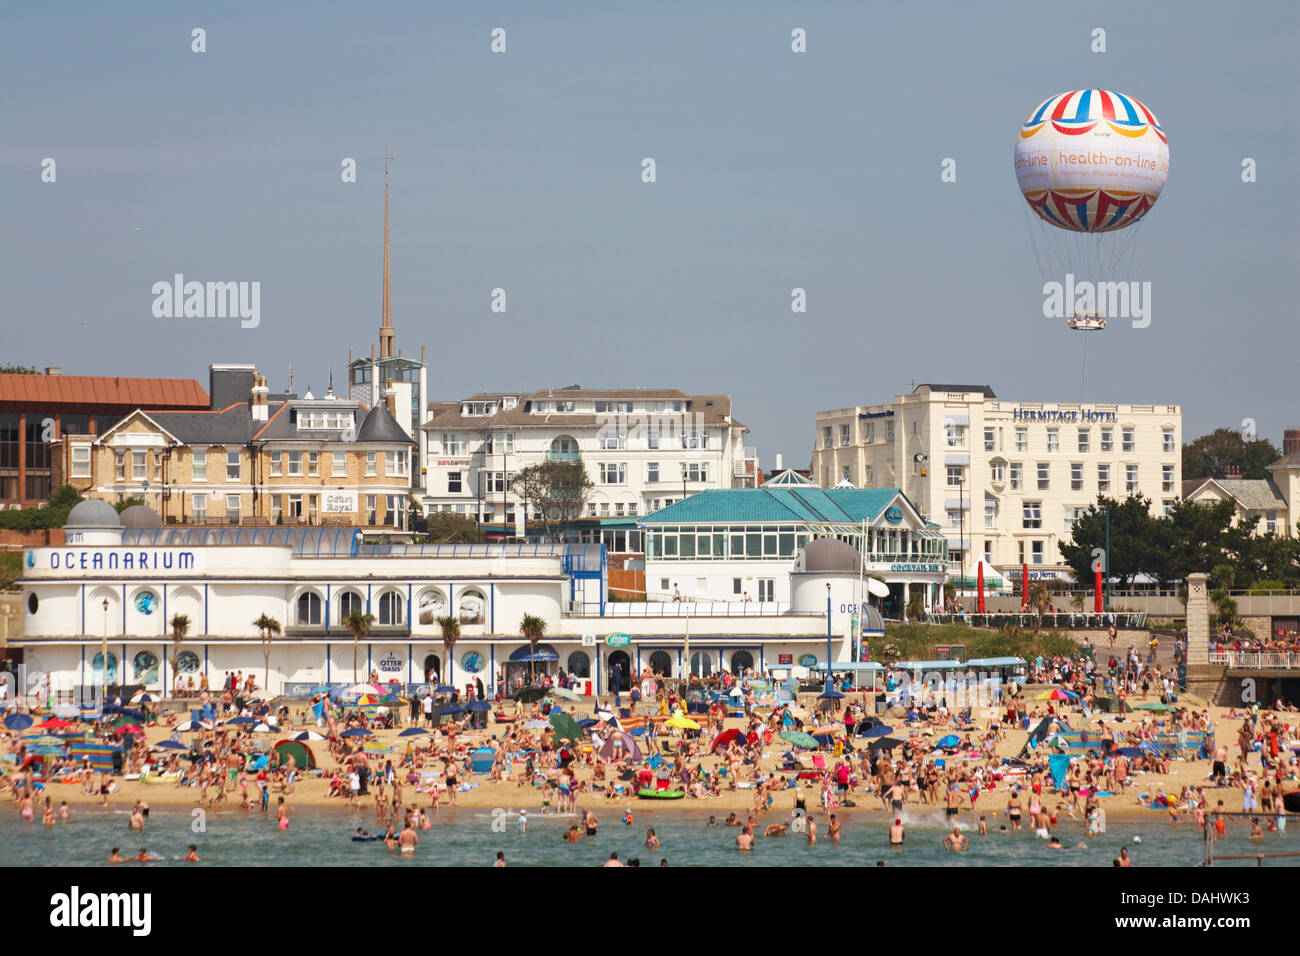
[{"x1": 2, "y1": 804, "x2": 1296, "y2": 867}]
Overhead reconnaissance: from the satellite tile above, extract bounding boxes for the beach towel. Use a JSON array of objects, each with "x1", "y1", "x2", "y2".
[{"x1": 1047, "y1": 754, "x2": 1071, "y2": 791}]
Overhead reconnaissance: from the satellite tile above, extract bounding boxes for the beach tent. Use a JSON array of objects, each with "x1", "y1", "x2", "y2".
[
  {"x1": 470, "y1": 747, "x2": 496, "y2": 774},
  {"x1": 598, "y1": 731, "x2": 642, "y2": 763},
  {"x1": 271, "y1": 739, "x2": 316, "y2": 770},
  {"x1": 711, "y1": 728, "x2": 746, "y2": 754},
  {"x1": 1047, "y1": 754, "x2": 1071, "y2": 791}
]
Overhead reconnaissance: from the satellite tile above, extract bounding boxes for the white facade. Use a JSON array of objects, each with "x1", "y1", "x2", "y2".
[
  {"x1": 419, "y1": 387, "x2": 759, "y2": 528},
  {"x1": 813, "y1": 384, "x2": 1182, "y2": 580}
]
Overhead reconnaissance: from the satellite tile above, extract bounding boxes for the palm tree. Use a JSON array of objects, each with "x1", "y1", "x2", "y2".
[
  {"x1": 436, "y1": 616, "x2": 460, "y2": 689},
  {"x1": 168, "y1": 613, "x2": 190, "y2": 694},
  {"x1": 253, "y1": 613, "x2": 281, "y2": 693},
  {"x1": 520, "y1": 613, "x2": 547, "y2": 685},
  {"x1": 1026, "y1": 582, "x2": 1051, "y2": 633},
  {"x1": 343, "y1": 611, "x2": 375, "y2": 683}
]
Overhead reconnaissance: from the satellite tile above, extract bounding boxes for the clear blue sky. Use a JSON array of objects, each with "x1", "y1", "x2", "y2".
[{"x1": 3, "y1": 0, "x2": 1297, "y2": 465}]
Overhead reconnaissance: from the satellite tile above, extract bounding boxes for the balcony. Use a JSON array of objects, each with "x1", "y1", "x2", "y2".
[{"x1": 545, "y1": 450, "x2": 582, "y2": 462}]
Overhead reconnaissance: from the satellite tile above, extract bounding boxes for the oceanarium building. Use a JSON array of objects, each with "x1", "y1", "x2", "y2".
[{"x1": 14, "y1": 502, "x2": 885, "y2": 699}]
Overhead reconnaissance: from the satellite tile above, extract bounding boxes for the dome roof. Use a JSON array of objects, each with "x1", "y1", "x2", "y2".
[
  {"x1": 65, "y1": 498, "x2": 122, "y2": 529},
  {"x1": 793, "y1": 537, "x2": 863, "y2": 574},
  {"x1": 356, "y1": 403, "x2": 414, "y2": 443},
  {"x1": 118, "y1": 504, "x2": 163, "y2": 529}
]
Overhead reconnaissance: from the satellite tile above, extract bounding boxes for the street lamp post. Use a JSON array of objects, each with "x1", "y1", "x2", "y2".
[
  {"x1": 825, "y1": 582, "x2": 834, "y2": 695},
  {"x1": 101, "y1": 598, "x2": 109, "y2": 705},
  {"x1": 1104, "y1": 508, "x2": 1111, "y2": 612}
]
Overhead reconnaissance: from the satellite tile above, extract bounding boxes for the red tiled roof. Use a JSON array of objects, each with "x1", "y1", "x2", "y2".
[{"x1": 0, "y1": 374, "x2": 208, "y2": 409}]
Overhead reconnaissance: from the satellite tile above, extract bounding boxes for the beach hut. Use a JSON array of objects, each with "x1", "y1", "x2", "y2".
[{"x1": 271, "y1": 739, "x2": 316, "y2": 770}]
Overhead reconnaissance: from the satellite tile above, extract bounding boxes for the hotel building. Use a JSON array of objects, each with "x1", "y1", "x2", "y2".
[{"x1": 813, "y1": 384, "x2": 1181, "y2": 582}]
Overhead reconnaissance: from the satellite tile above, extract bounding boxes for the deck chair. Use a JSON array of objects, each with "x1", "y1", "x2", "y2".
[{"x1": 811, "y1": 754, "x2": 827, "y2": 771}]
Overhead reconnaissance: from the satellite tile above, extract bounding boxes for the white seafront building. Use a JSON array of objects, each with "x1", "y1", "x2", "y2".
[
  {"x1": 14, "y1": 502, "x2": 883, "y2": 700},
  {"x1": 813, "y1": 384, "x2": 1182, "y2": 584}
]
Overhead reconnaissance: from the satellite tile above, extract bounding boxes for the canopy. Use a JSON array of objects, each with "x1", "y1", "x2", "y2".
[
  {"x1": 965, "y1": 657, "x2": 1027, "y2": 668},
  {"x1": 509, "y1": 643, "x2": 559, "y2": 662},
  {"x1": 271, "y1": 739, "x2": 316, "y2": 769}
]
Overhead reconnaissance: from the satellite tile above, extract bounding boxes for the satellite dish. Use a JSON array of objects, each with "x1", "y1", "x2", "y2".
[{"x1": 867, "y1": 579, "x2": 890, "y2": 598}]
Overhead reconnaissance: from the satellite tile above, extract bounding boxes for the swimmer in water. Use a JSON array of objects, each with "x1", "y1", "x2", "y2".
[
  {"x1": 277, "y1": 797, "x2": 289, "y2": 831},
  {"x1": 889, "y1": 818, "x2": 905, "y2": 846},
  {"x1": 398, "y1": 822, "x2": 419, "y2": 855},
  {"x1": 135, "y1": 848, "x2": 159, "y2": 862},
  {"x1": 764, "y1": 823, "x2": 789, "y2": 837},
  {"x1": 828, "y1": 814, "x2": 841, "y2": 842},
  {"x1": 184, "y1": 845, "x2": 200, "y2": 862},
  {"x1": 943, "y1": 827, "x2": 968, "y2": 851},
  {"x1": 645, "y1": 828, "x2": 660, "y2": 850},
  {"x1": 108, "y1": 847, "x2": 123, "y2": 864},
  {"x1": 128, "y1": 803, "x2": 145, "y2": 832}
]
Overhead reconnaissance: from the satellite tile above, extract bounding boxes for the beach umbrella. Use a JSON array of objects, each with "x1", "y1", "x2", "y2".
[
  {"x1": 113, "y1": 725, "x2": 144, "y2": 735},
  {"x1": 398, "y1": 727, "x2": 429, "y2": 736},
  {"x1": 341, "y1": 727, "x2": 372, "y2": 738},
  {"x1": 152, "y1": 740, "x2": 186, "y2": 750},
  {"x1": 435, "y1": 685, "x2": 456, "y2": 694},
  {"x1": 176, "y1": 719, "x2": 213, "y2": 732},
  {"x1": 1138, "y1": 741, "x2": 1163, "y2": 755},
  {"x1": 868, "y1": 736, "x2": 904, "y2": 753},
  {"x1": 577, "y1": 718, "x2": 599, "y2": 729},
  {"x1": 440, "y1": 705, "x2": 467, "y2": 718},
  {"x1": 129, "y1": 691, "x2": 155, "y2": 704},
  {"x1": 467, "y1": 701, "x2": 492, "y2": 712},
  {"x1": 549, "y1": 712, "x2": 583, "y2": 743},
  {"x1": 1116, "y1": 747, "x2": 1144, "y2": 758},
  {"x1": 1134, "y1": 702, "x2": 1175, "y2": 712},
  {"x1": 292, "y1": 730, "x2": 326, "y2": 741},
  {"x1": 52, "y1": 704, "x2": 79, "y2": 718},
  {"x1": 514, "y1": 687, "x2": 546, "y2": 704},
  {"x1": 38, "y1": 717, "x2": 75, "y2": 729},
  {"x1": 936, "y1": 734, "x2": 961, "y2": 749},
  {"x1": 522, "y1": 719, "x2": 551, "y2": 730},
  {"x1": 780, "y1": 730, "x2": 820, "y2": 749},
  {"x1": 226, "y1": 716, "x2": 256, "y2": 726},
  {"x1": 665, "y1": 716, "x2": 700, "y2": 731},
  {"x1": 811, "y1": 724, "x2": 844, "y2": 737},
  {"x1": 819, "y1": 688, "x2": 845, "y2": 700},
  {"x1": 3, "y1": 714, "x2": 33, "y2": 731},
  {"x1": 860, "y1": 724, "x2": 894, "y2": 739},
  {"x1": 551, "y1": 687, "x2": 582, "y2": 702},
  {"x1": 251, "y1": 723, "x2": 275, "y2": 733},
  {"x1": 1034, "y1": 689, "x2": 1076, "y2": 701},
  {"x1": 344, "y1": 683, "x2": 383, "y2": 696}
]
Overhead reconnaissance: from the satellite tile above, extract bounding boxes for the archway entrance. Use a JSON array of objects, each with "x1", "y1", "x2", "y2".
[
  {"x1": 730, "y1": 649, "x2": 754, "y2": 675},
  {"x1": 422, "y1": 655, "x2": 441, "y2": 684},
  {"x1": 608, "y1": 651, "x2": 631, "y2": 692},
  {"x1": 648, "y1": 650, "x2": 673, "y2": 678}
]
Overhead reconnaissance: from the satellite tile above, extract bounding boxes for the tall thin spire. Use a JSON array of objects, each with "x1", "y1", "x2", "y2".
[{"x1": 379, "y1": 152, "x2": 395, "y2": 359}]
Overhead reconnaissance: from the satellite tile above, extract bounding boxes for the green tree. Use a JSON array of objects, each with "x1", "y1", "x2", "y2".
[
  {"x1": 520, "y1": 613, "x2": 547, "y2": 685},
  {"x1": 513, "y1": 461, "x2": 593, "y2": 541},
  {"x1": 1026, "y1": 581, "x2": 1052, "y2": 633},
  {"x1": 422, "y1": 512, "x2": 481, "y2": 544},
  {"x1": 113, "y1": 497, "x2": 147, "y2": 513},
  {"x1": 1059, "y1": 495, "x2": 1165, "y2": 589},
  {"x1": 436, "y1": 615, "x2": 461, "y2": 687},
  {"x1": 343, "y1": 610, "x2": 375, "y2": 682},
  {"x1": 0, "y1": 485, "x2": 83, "y2": 531},
  {"x1": 1183, "y1": 427, "x2": 1280, "y2": 481},
  {"x1": 0, "y1": 552, "x2": 21, "y2": 591},
  {"x1": 0, "y1": 365, "x2": 38, "y2": 375},
  {"x1": 253, "y1": 613, "x2": 281, "y2": 692}
]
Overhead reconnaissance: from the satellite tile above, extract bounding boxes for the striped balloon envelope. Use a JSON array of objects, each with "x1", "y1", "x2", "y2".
[{"x1": 1014, "y1": 89, "x2": 1169, "y2": 233}]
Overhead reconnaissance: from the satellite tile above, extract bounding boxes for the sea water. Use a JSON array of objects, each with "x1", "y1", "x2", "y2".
[{"x1": 0, "y1": 805, "x2": 1293, "y2": 867}]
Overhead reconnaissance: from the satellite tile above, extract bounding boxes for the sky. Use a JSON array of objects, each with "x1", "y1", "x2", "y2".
[{"x1": 3, "y1": 0, "x2": 1297, "y2": 468}]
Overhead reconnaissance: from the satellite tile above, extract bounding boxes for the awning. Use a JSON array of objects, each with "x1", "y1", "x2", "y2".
[
  {"x1": 943, "y1": 453, "x2": 970, "y2": 465},
  {"x1": 966, "y1": 657, "x2": 1027, "y2": 668},
  {"x1": 943, "y1": 498, "x2": 971, "y2": 510},
  {"x1": 942, "y1": 415, "x2": 970, "y2": 427},
  {"x1": 508, "y1": 643, "x2": 559, "y2": 663}
]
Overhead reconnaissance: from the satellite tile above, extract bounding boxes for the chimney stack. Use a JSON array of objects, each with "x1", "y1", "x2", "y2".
[
  {"x1": 44, "y1": 366, "x2": 62, "y2": 376},
  {"x1": 1284, "y1": 429, "x2": 1300, "y2": 456},
  {"x1": 775, "y1": 452, "x2": 783, "y2": 471},
  {"x1": 1225, "y1": 464, "x2": 1240, "y2": 478},
  {"x1": 251, "y1": 373, "x2": 269, "y2": 422}
]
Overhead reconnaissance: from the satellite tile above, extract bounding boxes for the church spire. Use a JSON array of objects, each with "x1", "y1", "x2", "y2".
[{"x1": 379, "y1": 152, "x2": 395, "y2": 359}]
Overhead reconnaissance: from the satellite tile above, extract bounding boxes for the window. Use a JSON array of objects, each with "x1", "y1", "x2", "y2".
[
  {"x1": 389, "y1": 450, "x2": 407, "y2": 477},
  {"x1": 594, "y1": 400, "x2": 632, "y2": 414},
  {"x1": 307, "y1": 452, "x2": 319, "y2": 476},
  {"x1": 486, "y1": 471, "x2": 508, "y2": 493},
  {"x1": 1015, "y1": 428, "x2": 1028, "y2": 453},
  {"x1": 192, "y1": 495, "x2": 206, "y2": 523},
  {"x1": 1266, "y1": 510, "x2": 1278, "y2": 533},
  {"x1": 946, "y1": 465, "x2": 964, "y2": 487},
  {"x1": 1164, "y1": 500, "x2": 1177, "y2": 518},
  {"x1": 1022, "y1": 501, "x2": 1042, "y2": 529},
  {"x1": 1064, "y1": 506, "x2": 1085, "y2": 532},
  {"x1": 332, "y1": 451, "x2": 347, "y2": 475},
  {"x1": 614, "y1": 502, "x2": 625, "y2": 517},
  {"x1": 1037, "y1": 462, "x2": 1050, "y2": 490},
  {"x1": 1162, "y1": 464, "x2": 1174, "y2": 492},
  {"x1": 946, "y1": 509, "x2": 963, "y2": 526},
  {"x1": 297, "y1": 411, "x2": 353, "y2": 430},
  {"x1": 684, "y1": 462, "x2": 708, "y2": 482},
  {"x1": 1077, "y1": 429, "x2": 1089, "y2": 453},
  {"x1": 647, "y1": 462, "x2": 659, "y2": 483},
  {"x1": 599, "y1": 463, "x2": 626, "y2": 484},
  {"x1": 682, "y1": 431, "x2": 708, "y2": 449},
  {"x1": 597, "y1": 431, "x2": 625, "y2": 450},
  {"x1": 296, "y1": 592, "x2": 322, "y2": 626},
  {"x1": 886, "y1": 421, "x2": 894, "y2": 443},
  {"x1": 1100, "y1": 428, "x2": 1113, "y2": 453},
  {"x1": 840, "y1": 424, "x2": 851, "y2": 446},
  {"x1": 1046, "y1": 428, "x2": 1059, "y2": 453},
  {"x1": 823, "y1": 427, "x2": 832, "y2": 449},
  {"x1": 842, "y1": 465, "x2": 852, "y2": 483},
  {"x1": 1122, "y1": 428, "x2": 1135, "y2": 453},
  {"x1": 1071, "y1": 463, "x2": 1083, "y2": 491},
  {"x1": 366, "y1": 452, "x2": 377, "y2": 476},
  {"x1": 191, "y1": 449, "x2": 207, "y2": 481},
  {"x1": 1162, "y1": 428, "x2": 1175, "y2": 454},
  {"x1": 865, "y1": 465, "x2": 873, "y2": 484},
  {"x1": 70, "y1": 445, "x2": 91, "y2": 478},
  {"x1": 1031, "y1": 540, "x2": 1044, "y2": 565},
  {"x1": 984, "y1": 540, "x2": 993, "y2": 563},
  {"x1": 270, "y1": 494, "x2": 283, "y2": 524},
  {"x1": 287, "y1": 451, "x2": 303, "y2": 476},
  {"x1": 587, "y1": 503, "x2": 597, "y2": 517},
  {"x1": 945, "y1": 425, "x2": 965, "y2": 448},
  {"x1": 990, "y1": 460, "x2": 1005, "y2": 483},
  {"x1": 1126, "y1": 464, "x2": 1139, "y2": 493},
  {"x1": 1097, "y1": 463, "x2": 1110, "y2": 492},
  {"x1": 226, "y1": 449, "x2": 240, "y2": 480},
  {"x1": 378, "y1": 591, "x2": 404, "y2": 626},
  {"x1": 1009, "y1": 462, "x2": 1022, "y2": 491},
  {"x1": 733, "y1": 578, "x2": 742, "y2": 595},
  {"x1": 339, "y1": 591, "x2": 363, "y2": 621},
  {"x1": 984, "y1": 428, "x2": 995, "y2": 452},
  {"x1": 486, "y1": 432, "x2": 515, "y2": 455},
  {"x1": 132, "y1": 451, "x2": 147, "y2": 480},
  {"x1": 443, "y1": 434, "x2": 468, "y2": 456},
  {"x1": 758, "y1": 579, "x2": 775, "y2": 602},
  {"x1": 865, "y1": 423, "x2": 875, "y2": 443},
  {"x1": 1018, "y1": 541, "x2": 1025, "y2": 564},
  {"x1": 984, "y1": 500, "x2": 996, "y2": 528},
  {"x1": 225, "y1": 494, "x2": 241, "y2": 523},
  {"x1": 447, "y1": 471, "x2": 462, "y2": 494},
  {"x1": 647, "y1": 430, "x2": 660, "y2": 451},
  {"x1": 268, "y1": 451, "x2": 282, "y2": 477},
  {"x1": 628, "y1": 503, "x2": 638, "y2": 516},
  {"x1": 114, "y1": 452, "x2": 126, "y2": 481},
  {"x1": 366, "y1": 495, "x2": 377, "y2": 524},
  {"x1": 599, "y1": 502, "x2": 610, "y2": 516}
]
